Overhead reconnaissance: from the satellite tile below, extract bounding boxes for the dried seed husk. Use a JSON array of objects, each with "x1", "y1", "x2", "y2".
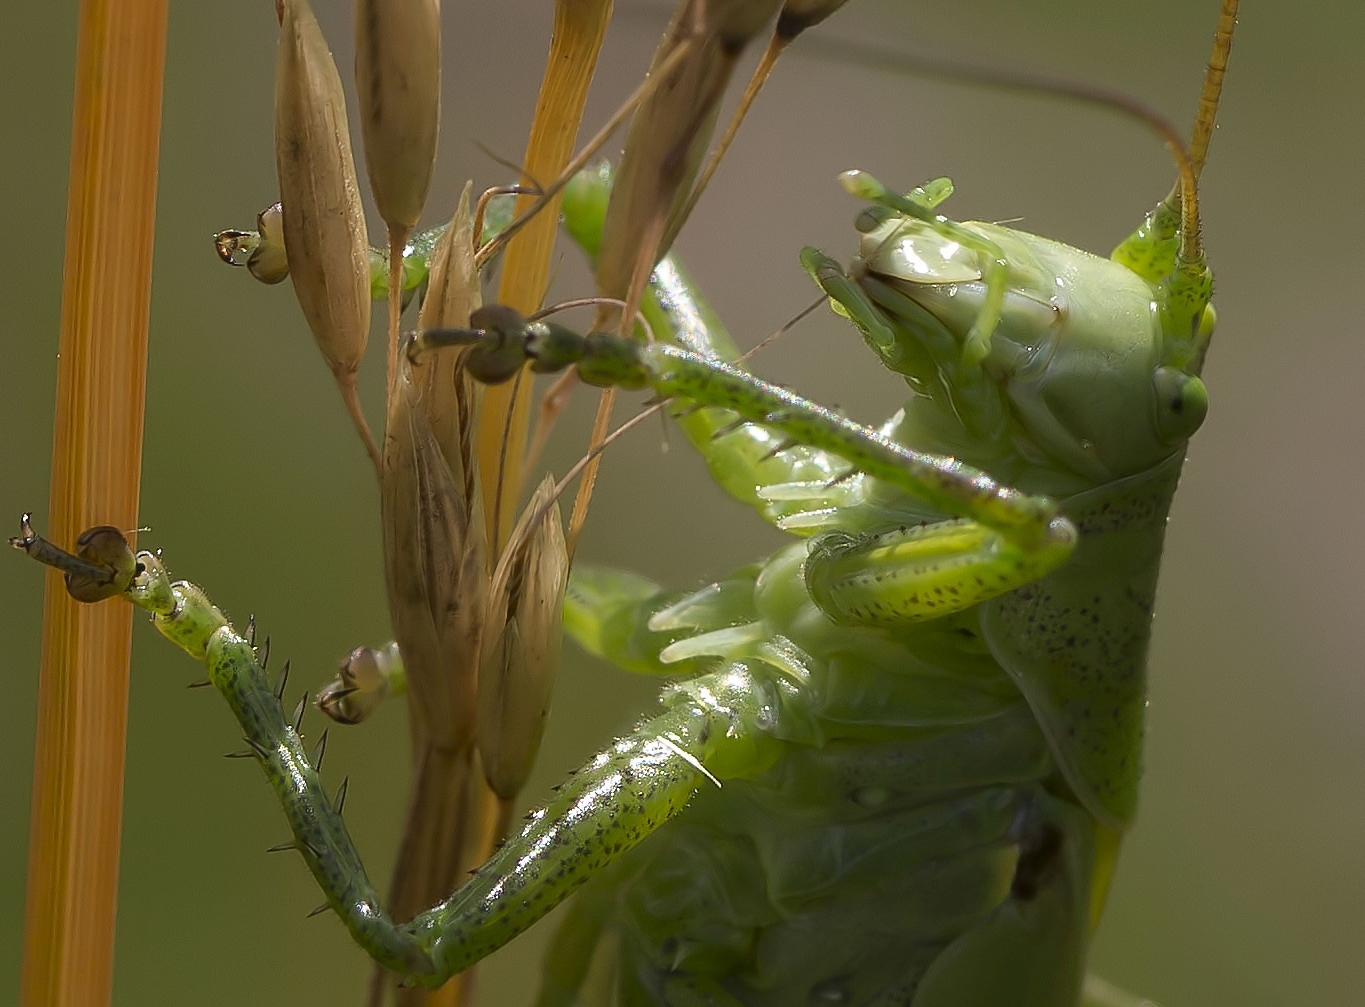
[
  {"x1": 316, "y1": 641, "x2": 405, "y2": 725},
  {"x1": 415, "y1": 183, "x2": 483, "y2": 481},
  {"x1": 416, "y1": 184, "x2": 479, "y2": 336},
  {"x1": 674, "y1": 0, "x2": 853, "y2": 234},
  {"x1": 380, "y1": 181, "x2": 488, "y2": 749},
  {"x1": 274, "y1": 0, "x2": 370, "y2": 376},
  {"x1": 378, "y1": 252, "x2": 492, "y2": 951},
  {"x1": 596, "y1": 0, "x2": 782, "y2": 310},
  {"x1": 477, "y1": 475, "x2": 568, "y2": 800},
  {"x1": 380, "y1": 347, "x2": 487, "y2": 751},
  {"x1": 354, "y1": 0, "x2": 441, "y2": 234}
]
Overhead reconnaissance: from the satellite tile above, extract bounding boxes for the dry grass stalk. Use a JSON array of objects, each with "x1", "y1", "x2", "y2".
[
  {"x1": 478, "y1": 0, "x2": 613, "y2": 549},
  {"x1": 595, "y1": 0, "x2": 781, "y2": 309},
  {"x1": 20, "y1": 3, "x2": 168, "y2": 1007},
  {"x1": 353, "y1": 0, "x2": 441, "y2": 405},
  {"x1": 678, "y1": 0, "x2": 854, "y2": 230},
  {"x1": 567, "y1": 0, "x2": 782, "y2": 558},
  {"x1": 378, "y1": 189, "x2": 497, "y2": 1007},
  {"x1": 274, "y1": 0, "x2": 380, "y2": 472}
]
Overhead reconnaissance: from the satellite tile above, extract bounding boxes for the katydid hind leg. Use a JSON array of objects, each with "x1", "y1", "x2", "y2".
[
  {"x1": 14, "y1": 524, "x2": 787, "y2": 988},
  {"x1": 416, "y1": 664, "x2": 784, "y2": 980}
]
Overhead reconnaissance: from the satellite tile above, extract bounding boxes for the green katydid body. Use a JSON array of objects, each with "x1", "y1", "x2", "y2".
[
  {"x1": 507, "y1": 166, "x2": 1208, "y2": 1004},
  {"x1": 16, "y1": 154, "x2": 1212, "y2": 1004}
]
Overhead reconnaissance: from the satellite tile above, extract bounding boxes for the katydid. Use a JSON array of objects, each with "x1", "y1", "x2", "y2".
[{"x1": 12, "y1": 0, "x2": 1239, "y2": 1003}]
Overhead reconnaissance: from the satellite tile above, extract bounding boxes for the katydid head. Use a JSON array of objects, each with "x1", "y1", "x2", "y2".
[
  {"x1": 800, "y1": 0, "x2": 1237, "y2": 489},
  {"x1": 849, "y1": 206, "x2": 1210, "y2": 485}
]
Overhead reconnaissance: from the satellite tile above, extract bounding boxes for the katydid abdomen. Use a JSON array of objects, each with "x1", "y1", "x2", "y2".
[{"x1": 562, "y1": 544, "x2": 1094, "y2": 1005}]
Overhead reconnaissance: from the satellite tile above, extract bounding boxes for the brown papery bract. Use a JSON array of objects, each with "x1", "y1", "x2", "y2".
[
  {"x1": 594, "y1": 0, "x2": 782, "y2": 321},
  {"x1": 377, "y1": 183, "x2": 495, "y2": 1007},
  {"x1": 355, "y1": 0, "x2": 440, "y2": 233},
  {"x1": 415, "y1": 184, "x2": 483, "y2": 484},
  {"x1": 477, "y1": 474, "x2": 569, "y2": 801},
  {"x1": 354, "y1": 0, "x2": 441, "y2": 406},
  {"x1": 274, "y1": 0, "x2": 378, "y2": 467},
  {"x1": 379, "y1": 286, "x2": 487, "y2": 797}
]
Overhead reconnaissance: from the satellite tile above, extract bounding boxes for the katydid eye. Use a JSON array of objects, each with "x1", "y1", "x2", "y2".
[{"x1": 1153, "y1": 367, "x2": 1208, "y2": 443}]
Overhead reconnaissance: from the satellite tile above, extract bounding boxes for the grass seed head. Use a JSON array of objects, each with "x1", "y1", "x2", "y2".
[
  {"x1": 354, "y1": 0, "x2": 441, "y2": 234},
  {"x1": 381, "y1": 339, "x2": 488, "y2": 750},
  {"x1": 274, "y1": 0, "x2": 371, "y2": 377},
  {"x1": 477, "y1": 475, "x2": 569, "y2": 800},
  {"x1": 596, "y1": 0, "x2": 782, "y2": 312}
]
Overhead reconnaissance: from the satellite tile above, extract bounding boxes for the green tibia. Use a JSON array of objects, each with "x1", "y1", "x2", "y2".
[
  {"x1": 117, "y1": 551, "x2": 434, "y2": 976},
  {"x1": 422, "y1": 305, "x2": 1079, "y2": 631},
  {"x1": 443, "y1": 313, "x2": 1072, "y2": 548},
  {"x1": 416, "y1": 665, "x2": 782, "y2": 980},
  {"x1": 17, "y1": 525, "x2": 787, "y2": 989}
]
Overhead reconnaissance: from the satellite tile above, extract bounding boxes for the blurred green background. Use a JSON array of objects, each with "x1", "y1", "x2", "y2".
[{"x1": 2, "y1": 1, "x2": 1361, "y2": 1004}]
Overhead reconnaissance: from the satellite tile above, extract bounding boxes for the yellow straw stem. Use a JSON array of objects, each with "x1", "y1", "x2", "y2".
[
  {"x1": 20, "y1": 3, "x2": 167, "y2": 1007},
  {"x1": 478, "y1": 0, "x2": 613, "y2": 549},
  {"x1": 407, "y1": 5, "x2": 612, "y2": 1007},
  {"x1": 416, "y1": 6, "x2": 614, "y2": 1004}
]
